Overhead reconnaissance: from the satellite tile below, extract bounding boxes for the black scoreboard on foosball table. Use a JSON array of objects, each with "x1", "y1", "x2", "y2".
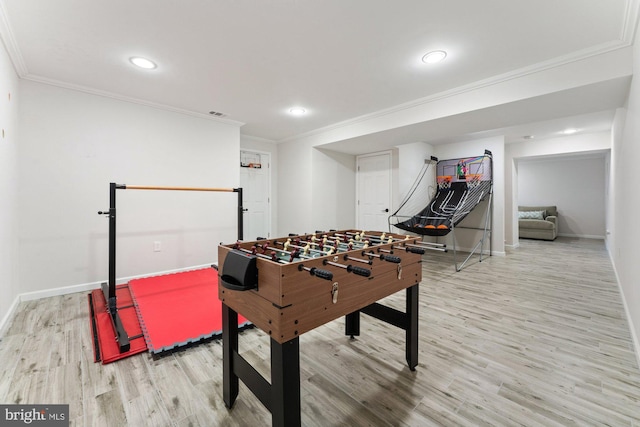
[{"x1": 217, "y1": 229, "x2": 424, "y2": 427}]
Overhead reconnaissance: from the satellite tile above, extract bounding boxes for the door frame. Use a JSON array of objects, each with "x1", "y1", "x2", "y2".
[
  {"x1": 356, "y1": 150, "x2": 392, "y2": 231},
  {"x1": 240, "y1": 149, "x2": 272, "y2": 239}
]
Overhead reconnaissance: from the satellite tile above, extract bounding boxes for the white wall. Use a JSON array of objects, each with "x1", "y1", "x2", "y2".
[
  {"x1": 517, "y1": 155, "x2": 606, "y2": 238},
  {"x1": 311, "y1": 148, "x2": 356, "y2": 233},
  {"x1": 505, "y1": 131, "x2": 611, "y2": 246},
  {"x1": 0, "y1": 39, "x2": 20, "y2": 332},
  {"x1": 16, "y1": 80, "x2": 241, "y2": 295},
  {"x1": 277, "y1": 138, "x2": 356, "y2": 235},
  {"x1": 277, "y1": 139, "x2": 314, "y2": 233},
  {"x1": 392, "y1": 142, "x2": 436, "y2": 236},
  {"x1": 396, "y1": 142, "x2": 436, "y2": 209},
  {"x1": 610, "y1": 27, "x2": 640, "y2": 367}
]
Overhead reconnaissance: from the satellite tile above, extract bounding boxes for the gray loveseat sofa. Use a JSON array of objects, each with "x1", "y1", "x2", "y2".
[{"x1": 518, "y1": 205, "x2": 558, "y2": 241}]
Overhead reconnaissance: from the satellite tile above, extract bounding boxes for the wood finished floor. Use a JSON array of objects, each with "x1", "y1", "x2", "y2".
[{"x1": 1, "y1": 237, "x2": 639, "y2": 426}]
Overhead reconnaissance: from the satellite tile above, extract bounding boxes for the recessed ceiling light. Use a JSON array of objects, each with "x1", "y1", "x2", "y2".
[
  {"x1": 562, "y1": 128, "x2": 578, "y2": 135},
  {"x1": 129, "y1": 56, "x2": 157, "y2": 69},
  {"x1": 289, "y1": 107, "x2": 307, "y2": 116},
  {"x1": 422, "y1": 50, "x2": 447, "y2": 64}
]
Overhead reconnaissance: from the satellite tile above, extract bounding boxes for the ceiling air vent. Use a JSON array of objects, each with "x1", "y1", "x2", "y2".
[{"x1": 208, "y1": 111, "x2": 227, "y2": 118}]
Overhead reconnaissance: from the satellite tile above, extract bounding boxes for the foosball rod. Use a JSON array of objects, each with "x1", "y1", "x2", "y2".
[
  {"x1": 413, "y1": 241, "x2": 447, "y2": 248},
  {"x1": 322, "y1": 259, "x2": 371, "y2": 277},
  {"x1": 331, "y1": 238, "x2": 370, "y2": 249},
  {"x1": 254, "y1": 242, "x2": 302, "y2": 258},
  {"x1": 393, "y1": 245, "x2": 426, "y2": 254},
  {"x1": 275, "y1": 240, "x2": 335, "y2": 256},
  {"x1": 297, "y1": 264, "x2": 334, "y2": 280},
  {"x1": 362, "y1": 251, "x2": 401, "y2": 264},
  {"x1": 337, "y1": 233, "x2": 411, "y2": 248},
  {"x1": 342, "y1": 254, "x2": 373, "y2": 265},
  {"x1": 304, "y1": 234, "x2": 369, "y2": 250},
  {"x1": 233, "y1": 242, "x2": 299, "y2": 262},
  {"x1": 290, "y1": 237, "x2": 365, "y2": 256},
  {"x1": 340, "y1": 231, "x2": 410, "y2": 242},
  {"x1": 296, "y1": 242, "x2": 336, "y2": 255},
  {"x1": 235, "y1": 246, "x2": 288, "y2": 263},
  {"x1": 337, "y1": 231, "x2": 384, "y2": 242}
]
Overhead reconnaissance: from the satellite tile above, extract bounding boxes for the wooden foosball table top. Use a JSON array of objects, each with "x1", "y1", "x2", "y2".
[{"x1": 218, "y1": 229, "x2": 423, "y2": 344}]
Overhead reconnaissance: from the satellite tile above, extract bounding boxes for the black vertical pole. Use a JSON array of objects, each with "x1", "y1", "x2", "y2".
[
  {"x1": 345, "y1": 311, "x2": 361, "y2": 338},
  {"x1": 222, "y1": 303, "x2": 239, "y2": 408},
  {"x1": 108, "y1": 182, "x2": 117, "y2": 306},
  {"x1": 406, "y1": 284, "x2": 419, "y2": 371},
  {"x1": 236, "y1": 187, "x2": 243, "y2": 241},
  {"x1": 100, "y1": 182, "x2": 130, "y2": 352}
]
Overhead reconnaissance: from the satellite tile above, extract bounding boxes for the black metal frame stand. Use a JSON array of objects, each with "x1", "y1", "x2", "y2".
[
  {"x1": 345, "y1": 284, "x2": 419, "y2": 370},
  {"x1": 99, "y1": 182, "x2": 243, "y2": 353},
  {"x1": 222, "y1": 283, "x2": 419, "y2": 427}
]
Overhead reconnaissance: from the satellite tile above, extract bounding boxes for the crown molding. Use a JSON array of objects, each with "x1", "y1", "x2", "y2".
[
  {"x1": 278, "y1": 39, "x2": 632, "y2": 144},
  {"x1": 240, "y1": 134, "x2": 277, "y2": 144},
  {"x1": 0, "y1": 0, "x2": 27, "y2": 76},
  {"x1": 23, "y1": 74, "x2": 245, "y2": 127},
  {"x1": 621, "y1": 0, "x2": 640, "y2": 43}
]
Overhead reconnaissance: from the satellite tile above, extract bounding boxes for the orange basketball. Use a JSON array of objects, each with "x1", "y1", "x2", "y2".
[
  {"x1": 437, "y1": 224, "x2": 449, "y2": 229},
  {"x1": 426, "y1": 225, "x2": 436, "y2": 229}
]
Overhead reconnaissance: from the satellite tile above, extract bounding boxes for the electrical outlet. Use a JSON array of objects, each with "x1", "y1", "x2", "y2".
[{"x1": 154, "y1": 241, "x2": 161, "y2": 252}]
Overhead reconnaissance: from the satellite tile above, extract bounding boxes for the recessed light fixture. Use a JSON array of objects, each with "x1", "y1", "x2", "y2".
[
  {"x1": 562, "y1": 128, "x2": 578, "y2": 135},
  {"x1": 422, "y1": 50, "x2": 447, "y2": 64},
  {"x1": 129, "y1": 56, "x2": 157, "y2": 69},
  {"x1": 289, "y1": 107, "x2": 307, "y2": 116},
  {"x1": 523, "y1": 135, "x2": 535, "y2": 140}
]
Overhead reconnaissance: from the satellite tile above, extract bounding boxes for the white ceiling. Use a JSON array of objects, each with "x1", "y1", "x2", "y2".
[{"x1": 0, "y1": 0, "x2": 636, "y2": 149}]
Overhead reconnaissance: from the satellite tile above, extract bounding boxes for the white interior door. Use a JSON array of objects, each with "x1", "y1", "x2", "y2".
[
  {"x1": 240, "y1": 151, "x2": 270, "y2": 240},
  {"x1": 357, "y1": 151, "x2": 392, "y2": 232}
]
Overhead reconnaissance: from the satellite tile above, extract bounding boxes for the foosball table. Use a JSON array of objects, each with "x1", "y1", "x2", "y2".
[{"x1": 217, "y1": 229, "x2": 425, "y2": 427}]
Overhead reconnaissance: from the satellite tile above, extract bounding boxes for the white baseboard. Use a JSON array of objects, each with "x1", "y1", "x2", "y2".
[
  {"x1": 0, "y1": 263, "x2": 215, "y2": 337},
  {"x1": 19, "y1": 281, "x2": 101, "y2": 302},
  {"x1": 0, "y1": 295, "x2": 21, "y2": 338},
  {"x1": 608, "y1": 249, "x2": 640, "y2": 371},
  {"x1": 557, "y1": 233, "x2": 605, "y2": 240}
]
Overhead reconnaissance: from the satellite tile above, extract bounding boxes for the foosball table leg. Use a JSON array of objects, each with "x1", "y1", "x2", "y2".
[
  {"x1": 271, "y1": 337, "x2": 301, "y2": 427},
  {"x1": 345, "y1": 310, "x2": 360, "y2": 339},
  {"x1": 406, "y1": 284, "x2": 419, "y2": 371},
  {"x1": 222, "y1": 303, "x2": 239, "y2": 408}
]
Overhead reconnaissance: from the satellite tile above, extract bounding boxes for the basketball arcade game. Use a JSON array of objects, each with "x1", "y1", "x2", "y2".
[
  {"x1": 97, "y1": 183, "x2": 244, "y2": 353},
  {"x1": 392, "y1": 150, "x2": 493, "y2": 271},
  {"x1": 218, "y1": 230, "x2": 424, "y2": 427}
]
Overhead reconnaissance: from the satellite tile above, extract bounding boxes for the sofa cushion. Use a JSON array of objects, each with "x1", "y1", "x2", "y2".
[
  {"x1": 519, "y1": 205, "x2": 557, "y2": 217},
  {"x1": 518, "y1": 210, "x2": 545, "y2": 220},
  {"x1": 519, "y1": 219, "x2": 555, "y2": 230}
]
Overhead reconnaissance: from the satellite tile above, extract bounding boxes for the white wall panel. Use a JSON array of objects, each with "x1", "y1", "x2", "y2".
[
  {"x1": 17, "y1": 80, "x2": 240, "y2": 293},
  {"x1": 0, "y1": 39, "x2": 20, "y2": 330},
  {"x1": 518, "y1": 156, "x2": 606, "y2": 238}
]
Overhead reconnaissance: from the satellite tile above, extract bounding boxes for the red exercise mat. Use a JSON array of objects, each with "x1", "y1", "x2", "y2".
[
  {"x1": 128, "y1": 268, "x2": 249, "y2": 353},
  {"x1": 88, "y1": 285, "x2": 148, "y2": 364}
]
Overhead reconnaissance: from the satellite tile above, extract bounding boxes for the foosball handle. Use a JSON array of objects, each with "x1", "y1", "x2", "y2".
[
  {"x1": 310, "y1": 267, "x2": 333, "y2": 281},
  {"x1": 347, "y1": 265, "x2": 371, "y2": 277},
  {"x1": 406, "y1": 247, "x2": 425, "y2": 255},
  {"x1": 382, "y1": 255, "x2": 401, "y2": 264}
]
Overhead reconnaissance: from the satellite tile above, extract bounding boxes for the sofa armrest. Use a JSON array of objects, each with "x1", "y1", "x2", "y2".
[{"x1": 546, "y1": 215, "x2": 557, "y2": 226}]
